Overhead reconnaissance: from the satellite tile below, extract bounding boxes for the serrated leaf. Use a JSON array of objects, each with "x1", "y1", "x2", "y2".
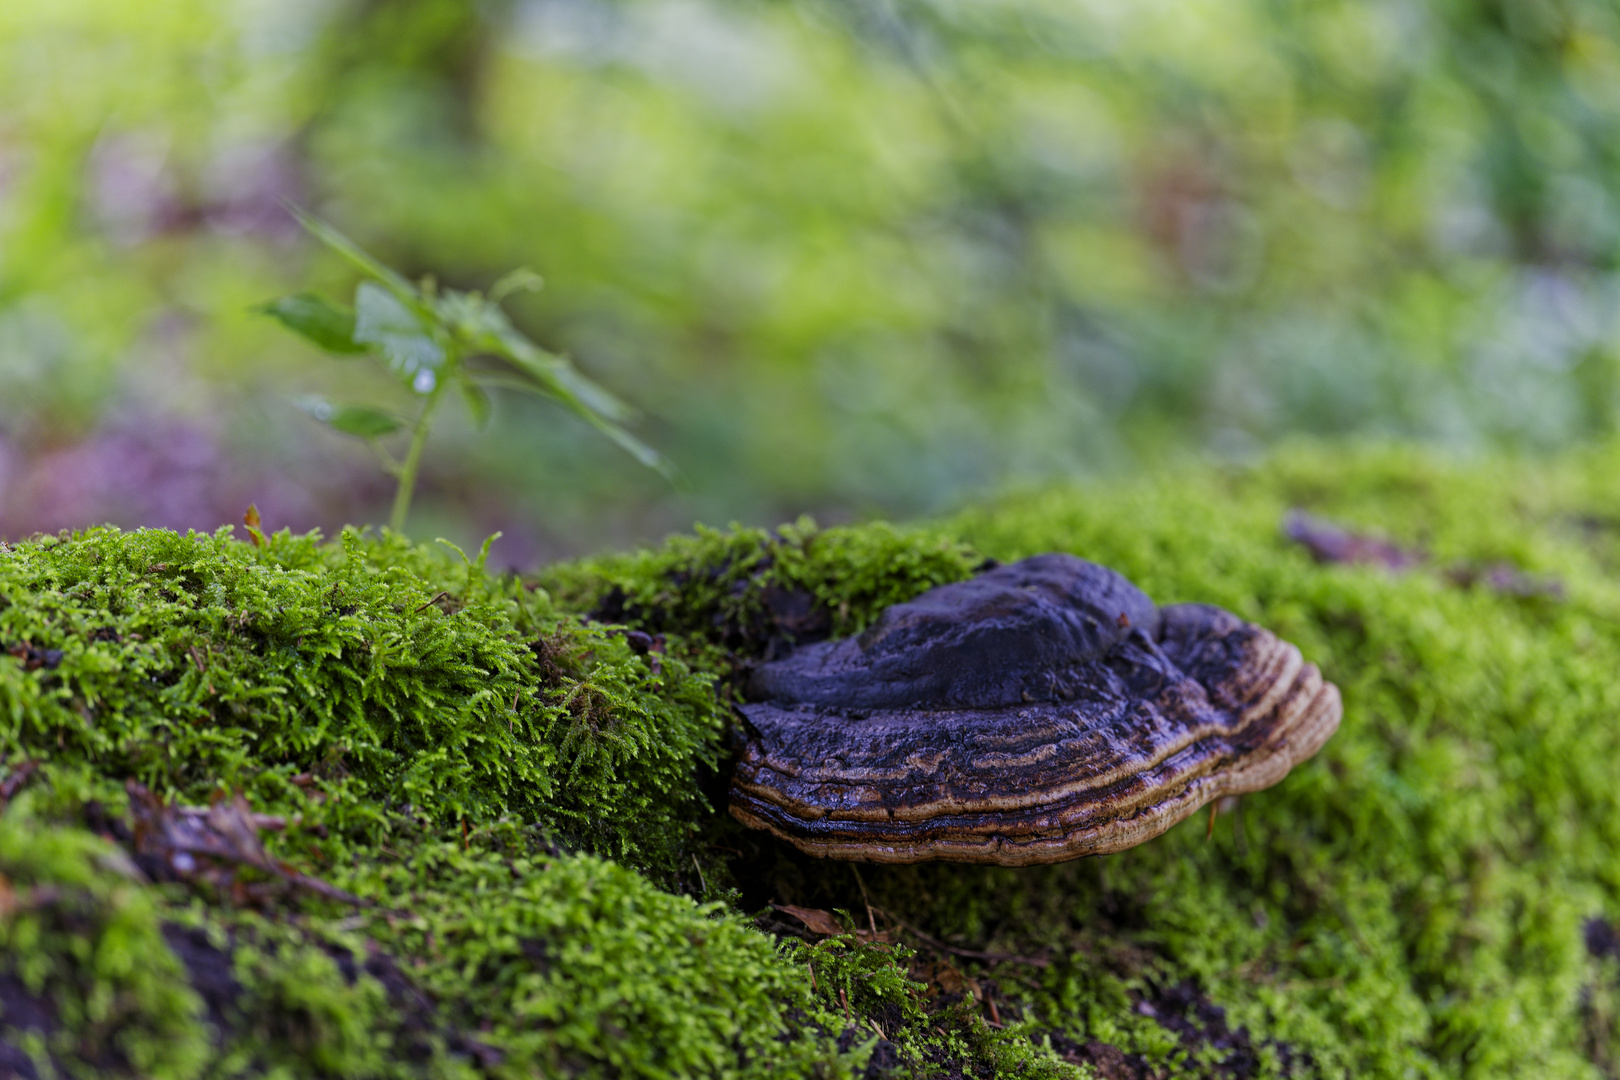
[
  {"x1": 354, "y1": 282, "x2": 446, "y2": 381},
  {"x1": 326, "y1": 405, "x2": 404, "y2": 439},
  {"x1": 258, "y1": 293, "x2": 365, "y2": 354}
]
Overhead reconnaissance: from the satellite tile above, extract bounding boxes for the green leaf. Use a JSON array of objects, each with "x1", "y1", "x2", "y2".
[
  {"x1": 434, "y1": 289, "x2": 668, "y2": 476},
  {"x1": 459, "y1": 376, "x2": 493, "y2": 429},
  {"x1": 452, "y1": 307, "x2": 671, "y2": 478},
  {"x1": 257, "y1": 293, "x2": 365, "y2": 354},
  {"x1": 354, "y1": 282, "x2": 446, "y2": 384},
  {"x1": 586, "y1": 412, "x2": 675, "y2": 479},
  {"x1": 490, "y1": 267, "x2": 544, "y2": 303},
  {"x1": 489, "y1": 321, "x2": 635, "y2": 423},
  {"x1": 282, "y1": 203, "x2": 671, "y2": 481},
  {"x1": 499, "y1": 352, "x2": 671, "y2": 477},
  {"x1": 326, "y1": 405, "x2": 404, "y2": 439},
  {"x1": 286, "y1": 203, "x2": 420, "y2": 304}
]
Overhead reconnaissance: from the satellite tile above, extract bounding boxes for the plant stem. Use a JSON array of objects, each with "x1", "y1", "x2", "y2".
[{"x1": 389, "y1": 378, "x2": 447, "y2": 533}]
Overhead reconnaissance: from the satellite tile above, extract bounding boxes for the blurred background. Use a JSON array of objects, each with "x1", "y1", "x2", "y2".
[{"x1": 2, "y1": 0, "x2": 1618, "y2": 564}]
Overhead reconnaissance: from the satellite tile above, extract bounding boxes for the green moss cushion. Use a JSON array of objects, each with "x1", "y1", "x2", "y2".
[{"x1": 5, "y1": 441, "x2": 1620, "y2": 1076}]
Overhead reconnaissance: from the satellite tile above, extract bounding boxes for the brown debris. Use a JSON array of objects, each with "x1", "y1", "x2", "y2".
[
  {"x1": 909, "y1": 955, "x2": 979, "y2": 1000},
  {"x1": 0, "y1": 759, "x2": 42, "y2": 810},
  {"x1": 770, "y1": 903, "x2": 894, "y2": 943},
  {"x1": 886, "y1": 913, "x2": 1052, "y2": 968},
  {"x1": 528, "y1": 631, "x2": 581, "y2": 688},
  {"x1": 413, "y1": 591, "x2": 453, "y2": 614},
  {"x1": 243, "y1": 503, "x2": 265, "y2": 548},
  {"x1": 773, "y1": 903, "x2": 846, "y2": 937},
  {"x1": 1443, "y1": 561, "x2": 1564, "y2": 599},
  {"x1": 1283, "y1": 511, "x2": 1422, "y2": 570},
  {"x1": 124, "y1": 781, "x2": 362, "y2": 907},
  {"x1": 1284, "y1": 509, "x2": 1563, "y2": 599},
  {"x1": 1050, "y1": 1034, "x2": 1171, "y2": 1080},
  {"x1": 589, "y1": 556, "x2": 834, "y2": 669},
  {"x1": 5, "y1": 642, "x2": 64, "y2": 671},
  {"x1": 619, "y1": 629, "x2": 666, "y2": 676}
]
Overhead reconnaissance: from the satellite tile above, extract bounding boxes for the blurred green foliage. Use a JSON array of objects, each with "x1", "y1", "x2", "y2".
[
  {"x1": 262, "y1": 208, "x2": 670, "y2": 531},
  {"x1": 2, "y1": 0, "x2": 1619, "y2": 546}
]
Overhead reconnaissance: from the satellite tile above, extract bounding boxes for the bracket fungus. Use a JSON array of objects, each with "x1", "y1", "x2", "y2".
[{"x1": 730, "y1": 554, "x2": 1341, "y2": 865}]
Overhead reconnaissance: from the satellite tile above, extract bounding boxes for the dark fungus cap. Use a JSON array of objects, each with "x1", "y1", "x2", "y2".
[{"x1": 731, "y1": 554, "x2": 1341, "y2": 864}]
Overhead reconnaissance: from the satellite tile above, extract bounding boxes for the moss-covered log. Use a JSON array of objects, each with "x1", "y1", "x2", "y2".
[{"x1": 4, "y1": 442, "x2": 1620, "y2": 1077}]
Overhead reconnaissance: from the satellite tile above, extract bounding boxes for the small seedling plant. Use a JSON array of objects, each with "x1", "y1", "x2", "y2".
[{"x1": 260, "y1": 208, "x2": 669, "y2": 532}]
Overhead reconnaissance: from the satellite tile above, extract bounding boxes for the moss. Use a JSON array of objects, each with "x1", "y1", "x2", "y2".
[
  {"x1": 0, "y1": 524, "x2": 721, "y2": 870},
  {"x1": 338, "y1": 841, "x2": 861, "y2": 1078},
  {"x1": 785, "y1": 931, "x2": 1074, "y2": 1079},
  {"x1": 540, "y1": 517, "x2": 982, "y2": 681},
  {"x1": 12, "y1": 441, "x2": 1620, "y2": 1075},
  {"x1": 210, "y1": 926, "x2": 407, "y2": 1079},
  {"x1": 0, "y1": 794, "x2": 209, "y2": 1079}
]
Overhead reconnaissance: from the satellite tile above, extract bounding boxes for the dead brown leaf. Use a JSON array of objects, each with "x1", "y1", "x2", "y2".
[
  {"x1": 910, "y1": 955, "x2": 980, "y2": 1000},
  {"x1": 773, "y1": 903, "x2": 847, "y2": 937},
  {"x1": 244, "y1": 504, "x2": 265, "y2": 548},
  {"x1": 125, "y1": 781, "x2": 361, "y2": 907},
  {"x1": 771, "y1": 903, "x2": 894, "y2": 942}
]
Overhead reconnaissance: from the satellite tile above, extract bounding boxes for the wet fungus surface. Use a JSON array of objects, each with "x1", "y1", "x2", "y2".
[{"x1": 731, "y1": 554, "x2": 1341, "y2": 864}]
